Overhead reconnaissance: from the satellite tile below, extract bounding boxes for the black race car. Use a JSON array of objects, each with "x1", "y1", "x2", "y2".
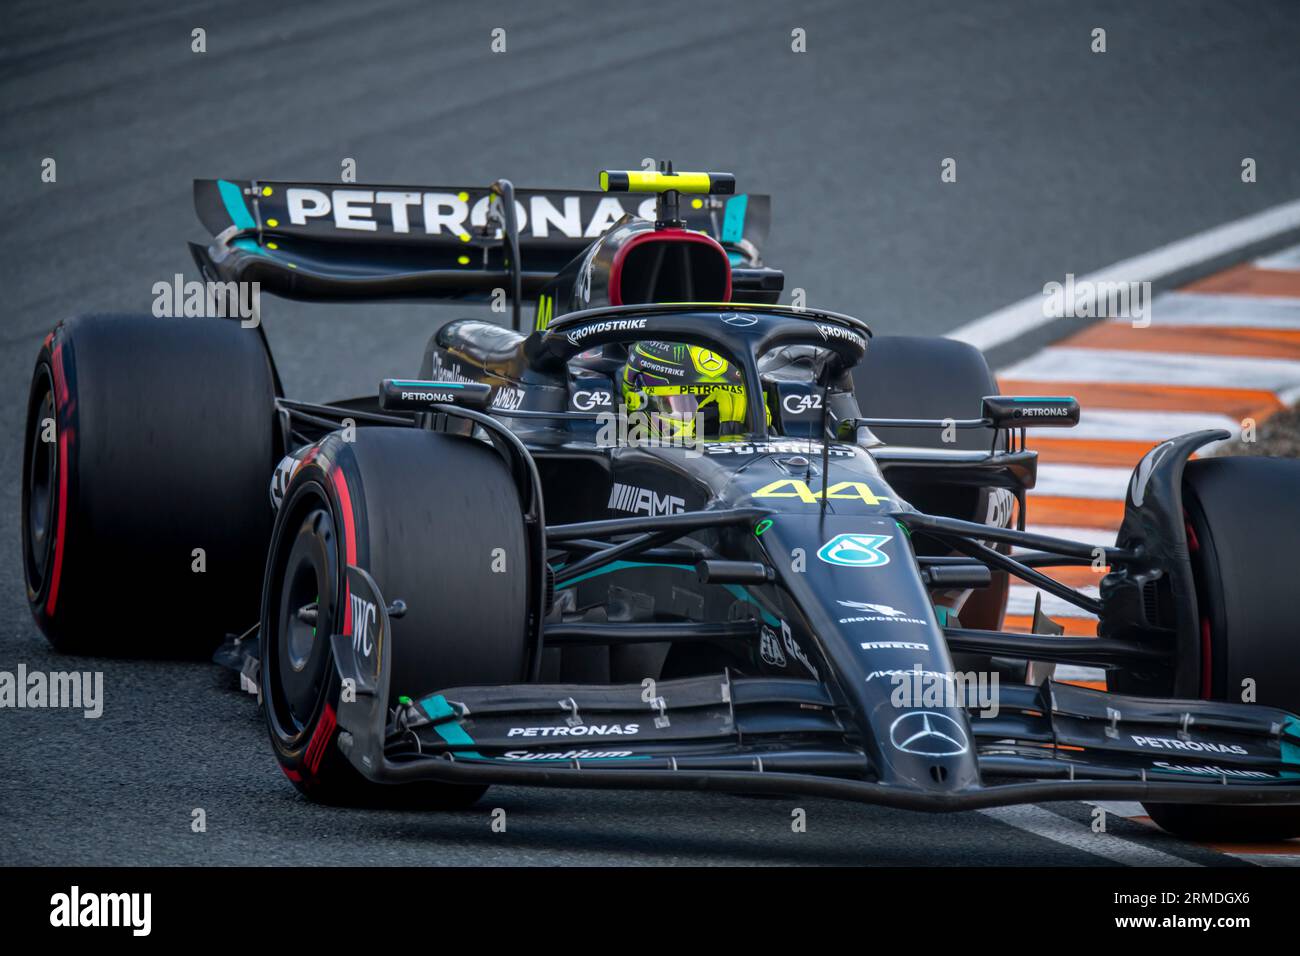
[{"x1": 21, "y1": 166, "x2": 1300, "y2": 840}]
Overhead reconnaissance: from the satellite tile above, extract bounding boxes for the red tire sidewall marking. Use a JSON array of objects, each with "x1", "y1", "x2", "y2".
[{"x1": 45, "y1": 342, "x2": 71, "y2": 618}]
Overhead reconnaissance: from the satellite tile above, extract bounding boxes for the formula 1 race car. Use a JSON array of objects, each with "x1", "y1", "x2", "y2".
[{"x1": 22, "y1": 165, "x2": 1300, "y2": 841}]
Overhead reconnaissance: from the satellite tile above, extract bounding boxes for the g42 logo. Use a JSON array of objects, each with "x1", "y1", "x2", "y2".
[
  {"x1": 572, "y1": 389, "x2": 613, "y2": 411},
  {"x1": 752, "y1": 479, "x2": 889, "y2": 506},
  {"x1": 782, "y1": 393, "x2": 822, "y2": 415},
  {"x1": 817, "y1": 533, "x2": 893, "y2": 568}
]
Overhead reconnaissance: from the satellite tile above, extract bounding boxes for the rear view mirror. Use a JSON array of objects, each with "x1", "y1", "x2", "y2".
[{"x1": 981, "y1": 395, "x2": 1080, "y2": 428}]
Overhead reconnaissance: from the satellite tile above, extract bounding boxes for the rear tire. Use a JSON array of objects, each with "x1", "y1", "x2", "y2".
[
  {"x1": 1142, "y1": 456, "x2": 1300, "y2": 842},
  {"x1": 21, "y1": 314, "x2": 279, "y2": 655},
  {"x1": 261, "y1": 427, "x2": 531, "y2": 807}
]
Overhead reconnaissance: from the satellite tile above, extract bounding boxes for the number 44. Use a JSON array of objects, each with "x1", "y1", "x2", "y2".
[{"x1": 752, "y1": 479, "x2": 888, "y2": 505}]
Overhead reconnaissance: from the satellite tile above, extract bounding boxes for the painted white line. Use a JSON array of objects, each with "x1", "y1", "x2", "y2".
[
  {"x1": 947, "y1": 199, "x2": 1300, "y2": 353},
  {"x1": 1114, "y1": 291, "x2": 1300, "y2": 329},
  {"x1": 1087, "y1": 800, "x2": 1149, "y2": 819},
  {"x1": 979, "y1": 804, "x2": 1200, "y2": 866},
  {"x1": 1034, "y1": 463, "x2": 1131, "y2": 500},
  {"x1": 1256, "y1": 242, "x2": 1300, "y2": 271},
  {"x1": 1007, "y1": 585, "x2": 1099, "y2": 620},
  {"x1": 1059, "y1": 408, "x2": 1238, "y2": 446},
  {"x1": 1003, "y1": 347, "x2": 1300, "y2": 393}
]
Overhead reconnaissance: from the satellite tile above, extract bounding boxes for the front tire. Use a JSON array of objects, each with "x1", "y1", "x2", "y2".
[
  {"x1": 1142, "y1": 455, "x2": 1300, "y2": 842},
  {"x1": 261, "y1": 427, "x2": 532, "y2": 807}
]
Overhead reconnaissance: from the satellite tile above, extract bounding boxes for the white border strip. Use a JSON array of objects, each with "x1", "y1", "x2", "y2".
[
  {"x1": 979, "y1": 805, "x2": 1200, "y2": 866},
  {"x1": 947, "y1": 199, "x2": 1300, "y2": 353}
]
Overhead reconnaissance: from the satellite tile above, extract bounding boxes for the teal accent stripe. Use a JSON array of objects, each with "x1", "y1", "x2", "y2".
[
  {"x1": 1282, "y1": 716, "x2": 1300, "y2": 777},
  {"x1": 421, "y1": 694, "x2": 476, "y2": 746},
  {"x1": 721, "y1": 194, "x2": 748, "y2": 244},
  {"x1": 390, "y1": 380, "x2": 466, "y2": 388},
  {"x1": 217, "y1": 179, "x2": 256, "y2": 230},
  {"x1": 557, "y1": 559, "x2": 692, "y2": 588},
  {"x1": 555, "y1": 559, "x2": 778, "y2": 626}
]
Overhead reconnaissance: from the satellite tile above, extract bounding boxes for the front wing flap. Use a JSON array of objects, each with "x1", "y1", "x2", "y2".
[{"x1": 330, "y1": 564, "x2": 1300, "y2": 809}]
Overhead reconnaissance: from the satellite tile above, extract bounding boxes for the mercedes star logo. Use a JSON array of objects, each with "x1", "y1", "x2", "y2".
[{"x1": 888, "y1": 711, "x2": 969, "y2": 757}]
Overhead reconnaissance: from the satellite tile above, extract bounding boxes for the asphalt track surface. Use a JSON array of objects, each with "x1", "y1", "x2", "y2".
[{"x1": 2, "y1": 0, "x2": 1300, "y2": 865}]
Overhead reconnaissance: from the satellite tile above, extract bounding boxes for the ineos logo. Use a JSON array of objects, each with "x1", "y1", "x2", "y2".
[{"x1": 888, "y1": 711, "x2": 969, "y2": 756}]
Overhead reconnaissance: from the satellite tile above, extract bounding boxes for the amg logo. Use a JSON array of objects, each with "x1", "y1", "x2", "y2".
[
  {"x1": 349, "y1": 592, "x2": 377, "y2": 658},
  {"x1": 608, "y1": 483, "x2": 685, "y2": 517},
  {"x1": 286, "y1": 189, "x2": 659, "y2": 240}
]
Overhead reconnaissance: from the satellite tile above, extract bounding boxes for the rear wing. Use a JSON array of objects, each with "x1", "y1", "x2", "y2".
[{"x1": 189, "y1": 178, "x2": 769, "y2": 305}]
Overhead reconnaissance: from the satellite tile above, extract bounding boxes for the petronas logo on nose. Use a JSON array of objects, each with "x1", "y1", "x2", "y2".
[{"x1": 816, "y1": 533, "x2": 892, "y2": 568}]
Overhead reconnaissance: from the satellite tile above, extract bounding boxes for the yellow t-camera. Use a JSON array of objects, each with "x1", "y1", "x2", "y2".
[{"x1": 599, "y1": 170, "x2": 736, "y2": 195}]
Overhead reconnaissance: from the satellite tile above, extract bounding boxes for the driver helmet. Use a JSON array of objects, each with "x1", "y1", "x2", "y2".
[{"x1": 620, "y1": 341, "x2": 751, "y2": 439}]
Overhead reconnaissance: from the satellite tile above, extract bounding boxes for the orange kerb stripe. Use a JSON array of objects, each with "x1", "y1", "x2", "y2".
[
  {"x1": 1027, "y1": 496, "x2": 1125, "y2": 528},
  {"x1": 1182, "y1": 264, "x2": 1300, "y2": 298},
  {"x1": 1043, "y1": 565, "x2": 1110, "y2": 589},
  {"x1": 1003, "y1": 614, "x2": 1098, "y2": 637},
  {"x1": 1067, "y1": 322, "x2": 1300, "y2": 360},
  {"x1": 1029, "y1": 437, "x2": 1159, "y2": 468},
  {"x1": 997, "y1": 380, "x2": 1283, "y2": 419}
]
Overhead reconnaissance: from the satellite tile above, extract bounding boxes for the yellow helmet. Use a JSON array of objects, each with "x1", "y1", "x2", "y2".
[{"x1": 621, "y1": 341, "x2": 766, "y2": 438}]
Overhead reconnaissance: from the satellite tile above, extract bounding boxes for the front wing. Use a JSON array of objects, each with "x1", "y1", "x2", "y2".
[{"x1": 331, "y1": 566, "x2": 1300, "y2": 812}]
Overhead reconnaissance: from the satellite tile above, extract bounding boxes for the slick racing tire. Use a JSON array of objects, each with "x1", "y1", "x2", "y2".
[
  {"x1": 22, "y1": 314, "x2": 279, "y2": 655},
  {"x1": 1142, "y1": 456, "x2": 1300, "y2": 842},
  {"x1": 261, "y1": 427, "x2": 531, "y2": 808}
]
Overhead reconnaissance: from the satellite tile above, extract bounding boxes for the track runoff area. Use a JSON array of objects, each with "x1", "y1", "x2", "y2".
[{"x1": 950, "y1": 204, "x2": 1300, "y2": 866}]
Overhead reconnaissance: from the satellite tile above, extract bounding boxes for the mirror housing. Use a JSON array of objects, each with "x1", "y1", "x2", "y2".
[{"x1": 982, "y1": 395, "x2": 1079, "y2": 429}]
